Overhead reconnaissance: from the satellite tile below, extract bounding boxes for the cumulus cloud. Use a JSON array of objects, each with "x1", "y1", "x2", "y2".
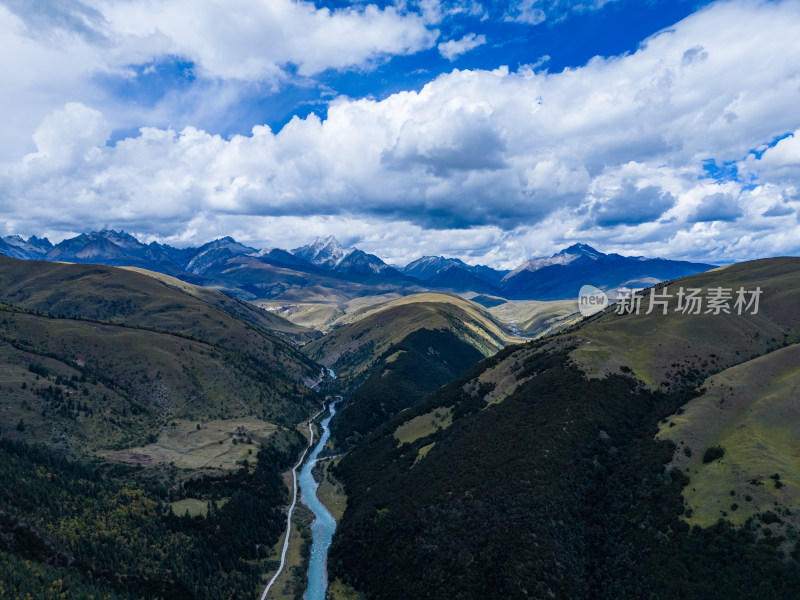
[
  {"x1": 505, "y1": 0, "x2": 546, "y2": 25},
  {"x1": 692, "y1": 193, "x2": 741, "y2": 223},
  {"x1": 381, "y1": 96, "x2": 506, "y2": 174},
  {"x1": 0, "y1": 0, "x2": 438, "y2": 159},
  {"x1": 742, "y1": 130, "x2": 800, "y2": 181},
  {"x1": 590, "y1": 183, "x2": 676, "y2": 228},
  {"x1": 2, "y1": 0, "x2": 800, "y2": 265},
  {"x1": 99, "y1": 0, "x2": 437, "y2": 80},
  {"x1": 28, "y1": 103, "x2": 110, "y2": 167},
  {"x1": 438, "y1": 33, "x2": 487, "y2": 60}
]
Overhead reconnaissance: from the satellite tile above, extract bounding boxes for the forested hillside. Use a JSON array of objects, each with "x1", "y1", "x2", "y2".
[
  {"x1": 302, "y1": 293, "x2": 515, "y2": 442},
  {"x1": 329, "y1": 258, "x2": 800, "y2": 599},
  {"x1": 0, "y1": 255, "x2": 324, "y2": 598}
]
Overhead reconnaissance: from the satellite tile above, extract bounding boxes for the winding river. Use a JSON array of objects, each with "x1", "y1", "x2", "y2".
[{"x1": 298, "y1": 399, "x2": 339, "y2": 600}]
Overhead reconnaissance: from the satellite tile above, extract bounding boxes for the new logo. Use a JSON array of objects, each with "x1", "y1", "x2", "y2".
[{"x1": 578, "y1": 284, "x2": 608, "y2": 317}]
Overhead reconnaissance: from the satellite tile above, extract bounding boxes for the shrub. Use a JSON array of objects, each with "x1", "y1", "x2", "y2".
[{"x1": 702, "y1": 446, "x2": 725, "y2": 463}]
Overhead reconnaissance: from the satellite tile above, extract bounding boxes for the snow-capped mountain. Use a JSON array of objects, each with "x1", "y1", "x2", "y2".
[
  {"x1": 0, "y1": 235, "x2": 53, "y2": 259},
  {"x1": 45, "y1": 230, "x2": 159, "y2": 264},
  {"x1": 334, "y1": 248, "x2": 403, "y2": 278},
  {"x1": 500, "y1": 244, "x2": 714, "y2": 300},
  {"x1": 0, "y1": 230, "x2": 716, "y2": 301},
  {"x1": 257, "y1": 247, "x2": 318, "y2": 269},
  {"x1": 402, "y1": 256, "x2": 507, "y2": 293},
  {"x1": 184, "y1": 237, "x2": 257, "y2": 275},
  {"x1": 292, "y1": 235, "x2": 347, "y2": 269},
  {"x1": 291, "y1": 236, "x2": 403, "y2": 279},
  {"x1": 502, "y1": 244, "x2": 603, "y2": 282}
]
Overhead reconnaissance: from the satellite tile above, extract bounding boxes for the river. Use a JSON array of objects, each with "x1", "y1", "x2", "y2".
[{"x1": 298, "y1": 399, "x2": 339, "y2": 600}]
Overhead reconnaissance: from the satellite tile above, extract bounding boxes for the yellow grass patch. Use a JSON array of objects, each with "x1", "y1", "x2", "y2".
[
  {"x1": 413, "y1": 442, "x2": 436, "y2": 466},
  {"x1": 104, "y1": 417, "x2": 275, "y2": 470},
  {"x1": 316, "y1": 458, "x2": 348, "y2": 521},
  {"x1": 393, "y1": 407, "x2": 452, "y2": 446}
]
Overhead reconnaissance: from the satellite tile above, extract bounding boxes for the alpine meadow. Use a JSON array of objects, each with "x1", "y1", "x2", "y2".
[{"x1": 1, "y1": 1, "x2": 800, "y2": 599}]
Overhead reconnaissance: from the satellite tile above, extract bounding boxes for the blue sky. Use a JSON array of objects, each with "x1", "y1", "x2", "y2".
[
  {"x1": 101, "y1": 0, "x2": 712, "y2": 141},
  {"x1": 1, "y1": 0, "x2": 799, "y2": 267}
]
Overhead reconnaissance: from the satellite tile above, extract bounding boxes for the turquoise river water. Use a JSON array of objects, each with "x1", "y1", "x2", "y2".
[{"x1": 298, "y1": 400, "x2": 339, "y2": 600}]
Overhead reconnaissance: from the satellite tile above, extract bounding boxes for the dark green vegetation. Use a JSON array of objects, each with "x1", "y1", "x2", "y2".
[
  {"x1": 303, "y1": 293, "x2": 513, "y2": 380},
  {"x1": 703, "y1": 445, "x2": 726, "y2": 464},
  {"x1": 332, "y1": 328, "x2": 483, "y2": 443},
  {"x1": 303, "y1": 293, "x2": 515, "y2": 442},
  {"x1": 0, "y1": 433, "x2": 303, "y2": 599},
  {"x1": 0, "y1": 255, "x2": 327, "y2": 598},
  {"x1": 328, "y1": 258, "x2": 800, "y2": 599},
  {"x1": 0, "y1": 254, "x2": 317, "y2": 345}
]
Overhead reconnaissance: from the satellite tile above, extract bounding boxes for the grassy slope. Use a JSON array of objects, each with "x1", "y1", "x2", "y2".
[
  {"x1": 315, "y1": 457, "x2": 348, "y2": 521},
  {"x1": 569, "y1": 258, "x2": 800, "y2": 387},
  {"x1": 303, "y1": 292, "x2": 519, "y2": 379},
  {"x1": 122, "y1": 266, "x2": 321, "y2": 344},
  {"x1": 0, "y1": 309, "x2": 314, "y2": 453},
  {"x1": 657, "y1": 342, "x2": 800, "y2": 531},
  {"x1": 0, "y1": 256, "x2": 322, "y2": 455},
  {"x1": 486, "y1": 298, "x2": 582, "y2": 337},
  {"x1": 565, "y1": 258, "x2": 800, "y2": 531},
  {"x1": 257, "y1": 292, "x2": 403, "y2": 333},
  {"x1": 329, "y1": 257, "x2": 800, "y2": 599},
  {"x1": 0, "y1": 256, "x2": 322, "y2": 599},
  {"x1": 304, "y1": 293, "x2": 519, "y2": 442},
  {"x1": 0, "y1": 255, "x2": 320, "y2": 362}
]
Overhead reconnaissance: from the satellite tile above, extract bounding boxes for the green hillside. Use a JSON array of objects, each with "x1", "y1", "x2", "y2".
[
  {"x1": 0, "y1": 257, "x2": 324, "y2": 453},
  {"x1": 328, "y1": 258, "x2": 800, "y2": 599},
  {"x1": 569, "y1": 258, "x2": 800, "y2": 386},
  {"x1": 0, "y1": 255, "x2": 319, "y2": 348},
  {"x1": 122, "y1": 266, "x2": 321, "y2": 344},
  {"x1": 657, "y1": 342, "x2": 800, "y2": 531},
  {"x1": 302, "y1": 293, "x2": 518, "y2": 441},
  {"x1": 303, "y1": 292, "x2": 518, "y2": 380},
  {"x1": 0, "y1": 255, "x2": 324, "y2": 599},
  {"x1": 485, "y1": 297, "x2": 582, "y2": 337}
]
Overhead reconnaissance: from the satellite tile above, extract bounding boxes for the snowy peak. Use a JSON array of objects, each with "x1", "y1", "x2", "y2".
[
  {"x1": 403, "y1": 256, "x2": 467, "y2": 281},
  {"x1": 334, "y1": 248, "x2": 399, "y2": 277},
  {"x1": 504, "y1": 244, "x2": 605, "y2": 281},
  {"x1": 184, "y1": 237, "x2": 257, "y2": 274},
  {"x1": 97, "y1": 229, "x2": 146, "y2": 250},
  {"x1": 0, "y1": 234, "x2": 53, "y2": 259},
  {"x1": 556, "y1": 243, "x2": 602, "y2": 260},
  {"x1": 402, "y1": 255, "x2": 507, "y2": 292},
  {"x1": 292, "y1": 235, "x2": 346, "y2": 269}
]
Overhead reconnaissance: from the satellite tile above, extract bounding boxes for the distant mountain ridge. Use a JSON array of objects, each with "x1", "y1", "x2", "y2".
[
  {"x1": 500, "y1": 243, "x2": 717, "y2": 300},
  {"x1": 0, "y1": 230, "x2": 714, "y2": 301}
]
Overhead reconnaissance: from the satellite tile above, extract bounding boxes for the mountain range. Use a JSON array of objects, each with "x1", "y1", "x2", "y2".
[
  {"x1": 0, "y1": 230, "x2": 714, "y2": 302},
  {"x1": 329, "y1": 257, "x2": 800, "y2": 599},
  {"x1": 1, "y1": 241, "x2": 798, "y2": 599}
]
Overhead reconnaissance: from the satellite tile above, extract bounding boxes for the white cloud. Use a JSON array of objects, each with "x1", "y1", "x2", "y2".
[
  {"x1": 506, "y1": 0, "x2": 546, "y2": 25},
  {"x1": 0, "y1": 0, "x2": 438, "y2": 159},
  {"x1": 2, "y1": 0, "x2": 800, "y2": 265},
  {"x1": 438, "y1": 32, "x2": 487, "y2": 60},
  {"x1": 504, "y1": 0, "x2": 618, "y2": 25},
  {"x1": 742, "y1": 130, "x2": 800, "y2": 181},
  {"x1": 99, "y1": 0, "x2": 437, "y2": 80},
  {"x1": 28, "y1": 103, "x2": 110, "y2": 167}
]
